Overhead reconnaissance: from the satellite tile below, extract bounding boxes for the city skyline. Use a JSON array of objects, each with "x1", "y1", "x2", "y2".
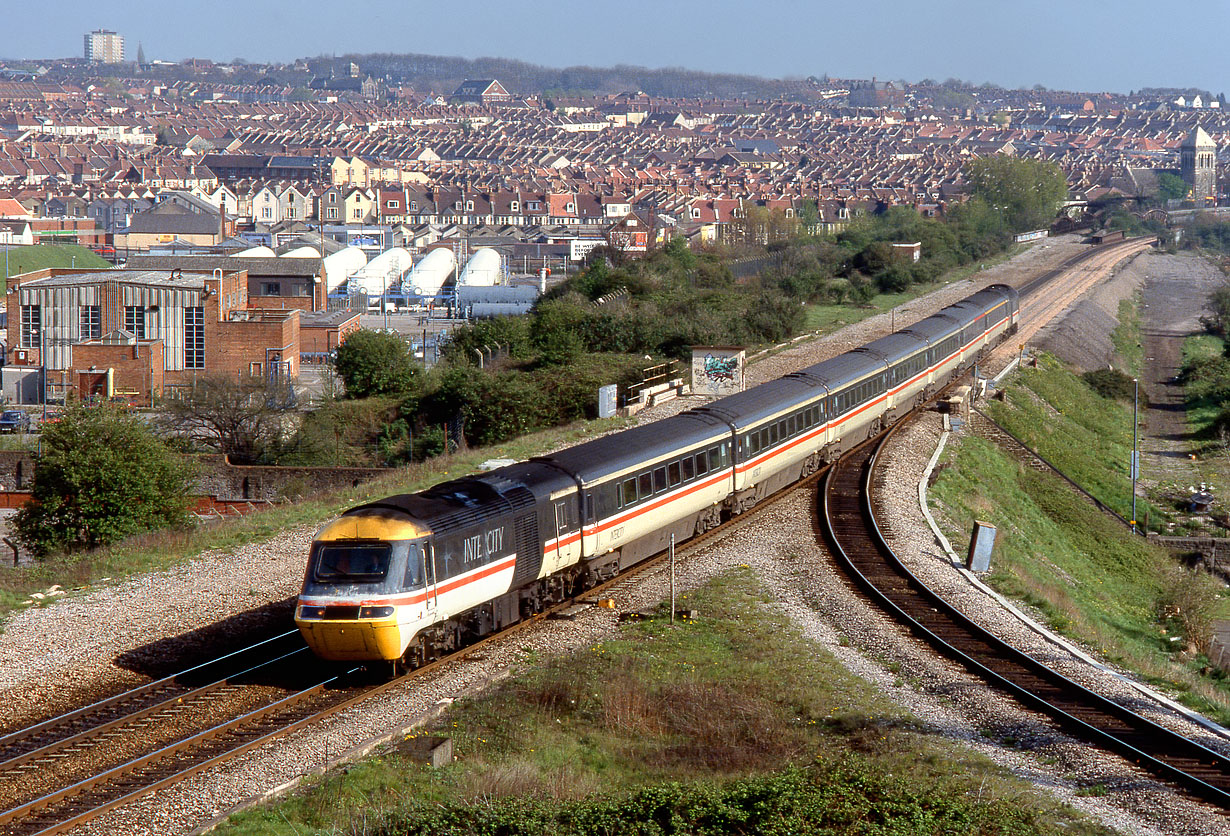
[{"x1": 2, "y1": 0, "x2": 1227, "y2": 96}]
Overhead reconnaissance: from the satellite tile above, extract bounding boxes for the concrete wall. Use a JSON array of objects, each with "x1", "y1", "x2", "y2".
[{"x1": 0, "y1": 450, "x2": 386, "y2": 500}]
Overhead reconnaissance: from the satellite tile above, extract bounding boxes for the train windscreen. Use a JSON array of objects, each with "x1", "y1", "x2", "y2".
[{"x1": 313, "y1": 543, "x2": 392, "y2": 582}]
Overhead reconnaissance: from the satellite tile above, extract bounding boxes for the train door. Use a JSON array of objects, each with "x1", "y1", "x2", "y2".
[
  {"x1": 546, "y1": 494, "x2": 580, "y2": 572},
  {"x1": 423, "y1": 543, "x2": 438, "y2": 616}
]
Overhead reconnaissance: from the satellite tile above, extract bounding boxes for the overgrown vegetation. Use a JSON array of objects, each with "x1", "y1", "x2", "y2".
[
  {"x1": 930, "y1": 435, "x2": 1230, "y2": 724},
  {"x1": 13, "y1": 403, "x2": 193, "y2": 557},
  {"x1": 984, "y1": 354, "x2": 1164, "y2": 529},
  {"x1": 215, "y1": 570, "x2": 1112, "y2": 836}
]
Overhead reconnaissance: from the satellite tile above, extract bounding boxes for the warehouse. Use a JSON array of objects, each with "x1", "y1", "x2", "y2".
[{"x1": 5, "y1": 266, "x2": 300, "y2": 404}]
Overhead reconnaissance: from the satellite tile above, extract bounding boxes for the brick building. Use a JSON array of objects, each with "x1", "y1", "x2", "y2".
[
  {"x1": 5, "y1": 267, "x2": 299, "y2": 404},
  {"x1": 126, "y1": 254, "x2": 328, "y2": 311}
]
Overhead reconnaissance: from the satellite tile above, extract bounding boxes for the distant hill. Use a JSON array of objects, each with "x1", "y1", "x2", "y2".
[{"x1": 310, "y1": 52, "x2": 823, "y2": 100}]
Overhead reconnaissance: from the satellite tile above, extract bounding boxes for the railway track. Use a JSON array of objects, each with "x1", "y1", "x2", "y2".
[
  {"x1": 0, "y1": 235, "x2": 1165, "y2": 833},
  {"x1": 819, "y1": 424, "x2": 1230, "y2": 810},
  {"x1": 0, "y1": 463, "x2": 818, "y2": 836}
]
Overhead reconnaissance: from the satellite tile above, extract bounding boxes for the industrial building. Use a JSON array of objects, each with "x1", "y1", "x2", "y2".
[{"x1": 0, "y1": 266, "x2": 348, "y2": 405}]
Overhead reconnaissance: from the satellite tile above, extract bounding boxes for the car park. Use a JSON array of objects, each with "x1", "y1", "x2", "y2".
[{"x1": 0, "y1": 410, "x2": 31, "y2": 433}]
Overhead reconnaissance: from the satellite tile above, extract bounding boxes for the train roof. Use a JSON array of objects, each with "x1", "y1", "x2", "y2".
[
  {"x1": 793, "y1": 349, "x2": 887, "y2": 388},
  {"x1": 351, "y1": 461, "x2": 574, "y2": 532},
  {"x1": 901, "y1": 312, "x2": 959, "y2": 342},
  {"x1": 693, "y1": 375, "x2": 823, "y2": 429},
  {"x1": 854, "y1": 331, "x2": 929, "y2": 364},
  {"x1": 538, "y1": 412, "x2": 729, "y2": 482}
]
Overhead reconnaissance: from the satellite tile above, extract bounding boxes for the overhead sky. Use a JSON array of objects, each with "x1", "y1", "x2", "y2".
[{"x1": 6, "y1": 0, "x2": 1226, "y2": 95}]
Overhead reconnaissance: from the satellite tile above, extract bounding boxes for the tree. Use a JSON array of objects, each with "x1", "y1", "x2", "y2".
[
  {"x1": 333, "y1": 329, "x2": 422, "y2": 399},
  {"x1": 963, "y1": 156, "x2": 1068, "y2": 232},
  {"x1": 156, "y1": 375, "x2": 294, "y2": 462},
  {"x1": 13, "y1": 405, "x2": 192, "y2": 556},
  {"x1": 1157, "y1": 172, "x2": 1189, "y2": 202}
]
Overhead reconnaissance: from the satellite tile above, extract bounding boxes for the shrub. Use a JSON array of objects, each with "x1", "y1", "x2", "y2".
[
  {"x1": 1082, "y1": 368, "x2": 1137, "y2": 401},
  {"x1": 13, "y1": 404, "x2": 192, "y2": 556},
  {"x1": 333, "y1": 329, "x2": 422, "y2": 399}
]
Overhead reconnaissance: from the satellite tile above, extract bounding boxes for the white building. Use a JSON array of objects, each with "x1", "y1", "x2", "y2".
[{"x1": 84, "y1": 30, "x2": 124, "y2": 64}]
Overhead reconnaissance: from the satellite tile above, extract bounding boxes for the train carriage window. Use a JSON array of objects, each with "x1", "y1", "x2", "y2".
[
  {"x1": 402, "y1": 543, "x2": 424, "y2": 587},
  {"x1": 695, "y1": 450, "x2": 708, "y2": 475},
  {"x1": 621, "y1": 478, "x2": 637, "y2": 508},
  {"x1": 778, "y1": 419, "x2": 787, "y2": 440},
  {"x1": 682, "y1": 455, "x2": 695, "y2": 481},
  {"x1": 668, "y1": 461, "x2": 681, "y2": 487},
  {"x1": 653, "y1": 466, "x2": 667, "y2": 493},
  {"x1": 769, "y1": 424, "x2": 779, "y2": 446},
  {"x1": 718, "y1": 442, "x2": 730, "y2": 467},
  {"x1": 585, "y1": 493, "x2": 595, "y2": 523},
  {"x1": 639, "y1": 472, "x2": 652, "y2": 498},
  {"x1": 760, "y1": 428, "x2": 770, "y2": 450}
]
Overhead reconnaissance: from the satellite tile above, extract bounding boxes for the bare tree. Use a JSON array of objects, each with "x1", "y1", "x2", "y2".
[{"x1": 157, "y1": 375, "x2": 294, "y2": 463}]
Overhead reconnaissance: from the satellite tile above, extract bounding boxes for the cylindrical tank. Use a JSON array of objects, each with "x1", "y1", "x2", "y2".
[
  {"x1": 351, "y1": 247, "x2": 412, "y2": 295},
  {"x1": 231, "y1": 245, "x2": 276, "y2": 258},
  {"x1": 458, "y1": 248, "x2": 501, "y2": 286},
  {"x1": 281, "y1": 245, "x2": 321, "y2": 259},
  {"x1": 407, "y1": 248, "x2": 457, "y2": 296},
  {"x1": 323, "y1": 246, "x2": 368, "y2": 293}
]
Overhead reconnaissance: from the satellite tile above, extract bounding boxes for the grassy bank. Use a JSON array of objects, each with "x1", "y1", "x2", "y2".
[
  {"x1": 930, "y1": 434, "x2": 1230, "y2": 724},
  {"x1": 215, "y1": 569, "x2": 1113, "y2": 836},
  {"x1": 982, "y1": 353, "x2": 1166, "y2": 530},
  {"x1": 0, "y1": 244, "x2": 109, "y2": 288},
  {"x1": 0, "y1": 415, "x2": 632, "y2": 620}
]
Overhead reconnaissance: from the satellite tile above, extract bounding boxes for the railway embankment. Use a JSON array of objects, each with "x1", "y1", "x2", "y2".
[
  {"x1": 922, "y1": 255, "x2": 1230, "y2": 728},
  {"x1": 208, "y1": 570, "x2": 1121, "y2": 836}
]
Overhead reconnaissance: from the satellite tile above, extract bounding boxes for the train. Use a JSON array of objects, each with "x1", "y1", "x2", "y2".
[{"x1": 295, "y1": 283, "x2": 1020, "y2": 667}]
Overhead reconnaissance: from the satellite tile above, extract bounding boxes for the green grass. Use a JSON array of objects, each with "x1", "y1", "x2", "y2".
[
  {"x1": 1181, "y1": 333, "x2": 1226, "y2": 438},
  {"x1": 930, "y1": 435, "x2": 1230, "y2": 724},
  {"x1": 1, "y1": 244, "x2": 109, "y2": 290},
  {"x1": 1111, "y1": 294, "x2": 1144, "y2": 375},
  {"x1": 214, "y1": 570, "x2": 1113, "y2": 836},
  {"x1": 983, "y1": 353, "x2": 1165, "y2": 530},
  {"x1": 0, "y1": 414, "x2": 634, "y2": 621},
  {"x1": 803, "y1": 246, "x2": 1026, "y2": 335}
]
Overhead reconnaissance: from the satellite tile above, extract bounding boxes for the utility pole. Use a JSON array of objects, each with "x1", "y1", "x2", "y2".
[{"x1": 1131, "y1": 377, "x2": 1139, "y2": 534}]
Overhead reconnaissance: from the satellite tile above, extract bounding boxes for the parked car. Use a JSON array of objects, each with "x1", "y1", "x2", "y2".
[
  {"x1": 0, "y1": 411, "x2": 31, "y2": 433},
  {"x1": 41, "y1": 410, "x2": 63, "y2": 426}
]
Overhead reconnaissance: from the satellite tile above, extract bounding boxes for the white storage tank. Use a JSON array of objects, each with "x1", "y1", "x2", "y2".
[
  {"x1": 351, "y1": 247, "x2": 413, "y2": 295},
  {"x1": 281, "y1": 245, "x2": 321, "y2": 259},
  {"x1": 458, "y1": 247, "x2": 502, "y2": 286},
  {"x1": 231, "y1": 245, "x2": 276, "y2": 258},
  {"x1": 407, "y1": 248, "x2": 457, "y2": 296},
  {"x1": 323, "y1": 246, "x2": 369, "y2": 293}
]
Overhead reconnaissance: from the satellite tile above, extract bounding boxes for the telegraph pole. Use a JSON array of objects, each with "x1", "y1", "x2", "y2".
[{"x1": 1131, "y1": 377, "x2": 1139, "y2": 533}]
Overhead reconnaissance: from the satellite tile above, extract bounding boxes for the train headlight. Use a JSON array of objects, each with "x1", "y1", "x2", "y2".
[
  {"x1": 298, "y1": 605, "x2": 328, "y2": 620},
  {"x1": 359, "y1": 606, "x2": 395, "y2": 618}
]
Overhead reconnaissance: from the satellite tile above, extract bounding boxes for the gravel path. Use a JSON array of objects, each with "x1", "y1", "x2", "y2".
[{"x1": 2, "y1": 236, "x2": 1213, "y2": 836}]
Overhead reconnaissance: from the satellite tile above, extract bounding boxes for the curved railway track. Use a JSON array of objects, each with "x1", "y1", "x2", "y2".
[
  {"x1": 0, "y1": 235, "x2": 1164, "y2": 833},
  {"x1": 819, "y1": 424, "x2": 1230, "y2": 810}
]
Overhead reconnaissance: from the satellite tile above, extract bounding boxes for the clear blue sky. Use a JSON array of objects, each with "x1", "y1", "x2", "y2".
[{"x1": 5, "y1": 0, "x2": 1226, "y2": 95}]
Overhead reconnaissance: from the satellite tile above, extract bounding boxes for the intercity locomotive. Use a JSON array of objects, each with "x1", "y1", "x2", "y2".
[{"x1": 296, "y1": 284, "x2": 1019, "y2": 667}]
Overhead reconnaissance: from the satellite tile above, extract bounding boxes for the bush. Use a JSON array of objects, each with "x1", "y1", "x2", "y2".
[
  {"x1": 1082, "y1": 368, "x2": 1137, "y2": 401},
  {"x1": 13, "y1": 404, "x2": 192, "y2": 556},
  {"x1": 333, "y1": 329, "x2": 422, "y2": 399}
]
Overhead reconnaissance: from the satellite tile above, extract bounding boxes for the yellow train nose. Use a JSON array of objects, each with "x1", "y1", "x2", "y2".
[{"x1": 296, "y1": 617, "x2": 404, "y2": 661}]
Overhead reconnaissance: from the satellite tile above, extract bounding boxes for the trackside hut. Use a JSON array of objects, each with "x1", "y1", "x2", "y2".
[{"x1": 5, "y1": 267, "x2": 300, "y2": 404}]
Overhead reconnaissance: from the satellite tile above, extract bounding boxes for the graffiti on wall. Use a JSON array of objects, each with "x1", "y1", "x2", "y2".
[{"x1": 691, "y1": 347, "x2": 745, "y2": 397}]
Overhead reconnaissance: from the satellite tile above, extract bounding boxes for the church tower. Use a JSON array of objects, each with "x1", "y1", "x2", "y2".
[{"x1": 1181, "y1": 126, "x2": 1217, "y2": 204}]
